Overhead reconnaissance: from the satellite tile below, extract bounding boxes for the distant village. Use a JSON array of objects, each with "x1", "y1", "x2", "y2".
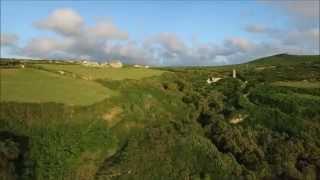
[
  {"x1": 80, "y1": 60, "x2": 150, "y2": 69},
  {"x1": 0, "y1": 58, "x2": 151, "y2": 69}
]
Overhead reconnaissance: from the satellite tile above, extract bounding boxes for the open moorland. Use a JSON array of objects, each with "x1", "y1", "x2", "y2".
[{"x1": 1, "y1": 54, "x2": 320, "y2": 180}]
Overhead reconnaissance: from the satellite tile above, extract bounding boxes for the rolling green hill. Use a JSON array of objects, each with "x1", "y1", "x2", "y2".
[
  {"x1": 0, "y1": 63, "x2": 165, "y2": 105},
  {"x1": 247, "y1": 54, "x2": 320, "y2": 66},
  {"x1": 1, "y1": 55, "x2": 320, "y2": 180},
  {"x1": 0, "y1": 68, "x2": 116, "y2": 105}
]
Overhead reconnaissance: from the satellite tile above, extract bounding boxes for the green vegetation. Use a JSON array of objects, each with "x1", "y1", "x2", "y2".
[
  {"x1": 0, "y1": 54, "x2": 320, "y2": 180},
  {"x1": 36, "y1": 64, "x2": 164, "y2": 80},
  {"x1": 247, "y1": 53, "x2": 320, "y2": 66},
  {"x1": 0, "y1": 68, "x2": 115, "y2": 105},
  {"x1": 0, "y1": 112, "x2": 117, "y2": 180},
  {"x1": 272, "y1": 81, "x2": 320, "y2": 89}
]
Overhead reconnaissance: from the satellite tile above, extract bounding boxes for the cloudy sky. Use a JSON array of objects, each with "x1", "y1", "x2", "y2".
[{"x1": 1, "y1": 0, "x2": 319, "y2": 66}]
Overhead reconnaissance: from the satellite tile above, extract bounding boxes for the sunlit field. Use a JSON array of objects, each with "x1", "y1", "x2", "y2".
[
  {"x1": 0, "y1": 68, "x2": 116, "y2": 105},
  {"x1": 37, "y1": 64, "x2": 164, "y2": 80}
]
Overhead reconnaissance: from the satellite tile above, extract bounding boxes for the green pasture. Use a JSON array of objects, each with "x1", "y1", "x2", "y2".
[
  {"x1": 37, "y1": 64, "x2": 164, "y2": 80},
  {"x1": 0, "y1": 68, "x2": 116, "y2": 105},
  {"x1": 271, "y1": 81, "x2": 320, "y2": 89}
]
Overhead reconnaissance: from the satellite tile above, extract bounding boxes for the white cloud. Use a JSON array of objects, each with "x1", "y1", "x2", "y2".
[
  {"x1": 21, "y1": 37, "x2": 73, "y2": 59},
  {"x1": 22, "y1": 8, "x2": 134, "y2": 61},
  {"x1": 264, "y1": 0, "x2": 319, "y2": 19},
  {"x1": 34, "y1": 8, "x2": 129, "y2": 41},
  {"x1": 245, "y1": 0, "x2": 319, "y2": 56},
  {"x1": 17, "y1": 29, "x2": 313, "y2": 66},
  {"x1": 245, "y1": 24, "x2": 319, "y2": 54},
  {"x1": 281, "y1": 0, "x2": 319, "y2": 18},
  {"x1": 225, "y1": 37, "x2": 255, "y2": 52},
  {"x1": 144, "y1": 32, "x2": 186, "y2": 53},
  {"x1": 245, "y1": 24, "x2": 267, "y2": 33},
  {"x1": 35, "y1": 8, "x2": 84, "y2": 36},
  {"x1": 87, "y1": 21, "x2": 128, "y2": 40},
  {"x1": 265, "y1": 0, "x2": 319, "y2": 29},
  {"x1": 143, "y1": 34, "x2": 260, "y2": 66},
  {"x1": 1, "y1": 33, "x2": 18, "y2": 47},
  {"x1": 103, "y1": 41, "x2": 154, "y2": 65},
  {"x1": 3, "y1": 6, "x2": 319, "y2": 66}
]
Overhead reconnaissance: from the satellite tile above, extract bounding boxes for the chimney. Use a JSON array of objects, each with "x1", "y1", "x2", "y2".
[{"x1": 233, "y1": 69, "x2": 236, "y2": 78}]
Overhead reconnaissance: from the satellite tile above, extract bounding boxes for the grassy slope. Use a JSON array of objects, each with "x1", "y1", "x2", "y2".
[
  {"x1": 0, "y1": 73, "x2": 190, "y2": 180},
  {"x1": 247, "y1": 54, "x2": 320, "y2": 66},
  {"x1": 271, "y1": 81, "x2": 320, "y2": 89},
  {"x1": 0, "y1": 63, "x2": 167, "y2": 179},
  {"x1": 0, "y1": 68, "x2": 116, "y2": 105},
  {"x1": 37, "y1": 64, "x2": 164, "y2": 80},
  {"x1": 1, "y1": 64, "x2": 165, "y2": 105},
  {"x1": 181, "y1": 54, "x2": 320, "y2": 73}
]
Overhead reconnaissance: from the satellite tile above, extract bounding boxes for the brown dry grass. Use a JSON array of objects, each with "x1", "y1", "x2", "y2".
[{"x1": 102, "y1": 107, "x2": 123, "y2": 127}]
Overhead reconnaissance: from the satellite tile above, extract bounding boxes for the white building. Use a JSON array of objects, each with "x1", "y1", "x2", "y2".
[
  {"x1": 232, "y1": 69, "x2": 237, "y2": 78},
  {"x1": 134, "y1": 64, "x2": 143, "y2": 68},
  {"x1": 109, "y1": 60, "x2": 123, "y2": 68},
  {"x1": 134, "y1": 64, "x2": 150, "y2": 68},
  {"x1": 207, "y1": 77, "x2": 222, "y2": 84},
  {"x1": 100, "y1": 62, "x2": 109, "y2": 67},
  {"x1": 82, "y1": 61, "x2": 100, "y2": 67},
  {"x1": 81, "y1": 60, "x2": 88, "y2": 64}
]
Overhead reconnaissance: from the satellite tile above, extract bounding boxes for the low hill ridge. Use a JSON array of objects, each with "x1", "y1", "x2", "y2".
[{"x1": 247, "y1": 54, "x2": 320, "y2": 66}]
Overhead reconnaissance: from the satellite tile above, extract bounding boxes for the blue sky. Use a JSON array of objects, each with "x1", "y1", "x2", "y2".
[{"x1": 1, "y1": 0, "x2": 319, "y2": 66}]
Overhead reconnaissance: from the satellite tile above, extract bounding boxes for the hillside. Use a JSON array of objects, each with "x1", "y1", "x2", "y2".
[
  {"x1": 1, "y1": 55, "x2": 320, "y2": 180},
  {"x1": 0, "y1": 61, "x2": 164, "y2": 105},
  {"x1": 247, "y1": 54, "x2": 320, "y2": 66},
  {"x1": 1, "y1": 68, "x2": 116, "y2": 105}
]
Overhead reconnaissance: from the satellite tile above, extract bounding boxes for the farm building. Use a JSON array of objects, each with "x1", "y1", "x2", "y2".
[
  {"x1": 110, "y1": 60, "x2": 123, "y2": 68},
  {"x1": 134, "y1": 64, "x2": 143, "y2": 68},
  {"x1": 100, "y1": 62, "x2": 109, "y2": 67},
  {"x1": 81, "y1": 61, "x2": 100, "y2": 67},
  {"x1": 134, "y1": 64, "x2": 150, "y2": 68},
  {"x1": 58, "y1": 70, "x2": 65, "y2": 75},
  {"x1": 207, "y1": 77, "x2": 222, "y2": 84},
  {"x1": 81, "y1": 60, "x2": 88, "y2": 64}
]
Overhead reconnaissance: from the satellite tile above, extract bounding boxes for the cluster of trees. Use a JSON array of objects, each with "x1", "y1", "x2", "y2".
[
  {"x1": 178, "y1": 69, "x2": 320, "y2": 179},
  {"x1": 94, "y1": 67, "x2": 319, "y2": 179}
]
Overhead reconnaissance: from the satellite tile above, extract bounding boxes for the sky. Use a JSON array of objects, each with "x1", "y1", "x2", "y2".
[{"x1": 1, "y1": 0, "x2": 319, "y2": 66}]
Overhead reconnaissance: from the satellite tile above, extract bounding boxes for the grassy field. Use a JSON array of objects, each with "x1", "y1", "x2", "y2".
[
  {"x1": 1, "y1": 63, "x2": 165, "y2": 105},
  {"x1": 0, "y1": 68, "x2": 116, "y2": 105},
  {"x1": 271, "y1": 81, "x2": 320, "y2": 89},
  {"x1": 37, "y1": 64, "x2": 165, "y2": 80}
]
